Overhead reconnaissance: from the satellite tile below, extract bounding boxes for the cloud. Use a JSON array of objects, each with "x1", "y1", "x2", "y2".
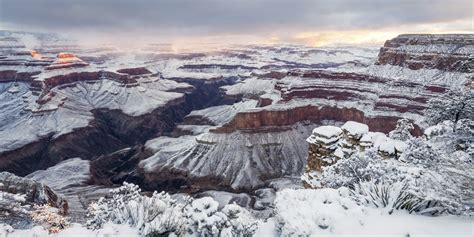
[{"x1": 0, "y1": 0, "x2": 472, "y2": 42}]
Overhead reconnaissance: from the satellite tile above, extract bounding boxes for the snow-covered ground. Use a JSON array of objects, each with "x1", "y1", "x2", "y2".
[
  {"x1": 3, "y1": 187, "x2": 472, "y2": 237},
  {"x1": 256, "y1": 189, "x2": 474, "y2": 237}
]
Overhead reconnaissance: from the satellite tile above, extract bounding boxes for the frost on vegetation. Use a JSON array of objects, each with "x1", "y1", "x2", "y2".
[
  {"x1": 30, "y1": 204, "x2": 69, "y2": 234},
  {"x1": 0, "y1": 190, "x2": 29, "y2": 219},
  {"x1": 315, "y1": 93, "x2": 474, "y2": 216},
  {"x1": 0, "y1": 189, "x2": 69, "y2": 234},
  {"x1": 425, "y1": 89, "x2": 473, "y2": 131},
  {"x1": 388, "y1": 118, "x2": 414, "y2": 141},
  {"x1": 86, "y1": 182, "x2": 258, "y2": 237},
  {"x1": 320, "y1": 126, "x2": 473, "y2": 216}
]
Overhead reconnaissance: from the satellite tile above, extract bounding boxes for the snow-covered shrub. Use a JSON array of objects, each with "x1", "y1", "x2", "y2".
[
  {"x1": 87, "y1": 182, "x2": 258, "y2": 236},
  {"x1": 186, "y1": 197, "x2": 229, "y2": 236},
  {"x1": 0, "y1": 190, "x2": 28, "y2": 217},
  {"x1": 0, "y1": 189, "x2": 34, "y2": 229},
  {"x1": 87, "y1": 182, "x2": 187, "y2": 236},
  {"x1": 348, "y1": 180, "x2": 451, "y2": 215},
  {"x1": 399, "y1": 137, "x2": 439, "y2": 167},
  {"x1": 30, "y1": 204, "x2": 69, "y2": 233},
  {"x1": 389, "y1": 118, "x2": 414, "y2": 141},
  {"x1": 351, "y1": 181, "x2": 410, "y2": 213},
  {"x1": 221, "y1": 204, "x2": 258, "y2": 237},
  {"x1": 320, "y1": 148, "x2": 387, "y2": 188},
  {"x1": 320, "y1": 132, "x2": 473, "y2": 216},
  {"x1": 185, "y1": 198, "x2": 258, "y2": 237}
]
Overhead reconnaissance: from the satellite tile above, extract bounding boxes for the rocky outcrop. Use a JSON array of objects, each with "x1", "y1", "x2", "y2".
[
  {"x1": 30, "y1": 70, "x2": 137, "y2": 97},
  {"x1": 302, "y1": 121, "x2": 408, "y2": 188},
  {"x1": 376, "y1": 34, "x2": 474, "y2": 72},
  {"x1": 45, "y1": 52, "x2": 88, "y2": 70},
  {"x1": 305, "y1": 126, "x2": 343, "y2": 175},
  {"x1": 0, "y1": 172, "x2": 68, "y2": 228}
]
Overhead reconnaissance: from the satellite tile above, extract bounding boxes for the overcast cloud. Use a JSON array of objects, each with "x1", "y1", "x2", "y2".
[{"x1": 0, "y1": 0, "x2": 472, "y2": 43}]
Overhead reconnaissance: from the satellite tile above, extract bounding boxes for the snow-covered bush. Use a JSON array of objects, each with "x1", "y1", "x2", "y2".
[
  {"x1": 87, "y1": 182, "x2": 187, "y2": 236},
  {"x1": 389, "y1": 118, "x2": 414, "y2": 141},
  {"x1": 351, "y1": 181, "x2": 409, "y2": 213},
  {"x1": 30, "y1": 204, "x2": 69, "y2": 233},
  {"x1": 0, "y1": 189, "x2": 35, "y2": 229},
  {"x1": 86, "y1": 182, "x2": 258, "y2": 237},
  {"x1": 320, "y1": 148, "x2": 387, "y2": 188},
  {"x1": 349, "y1": 180, "x2": 452, "y2": 215},
  {"x1": 399, "y1": 137, "x2": 439, "y2": 167},
  {"x1": 221, "y1": 204, "x2": 258, "y2": 237},
  {"x1": 319, "y1": 132, "x2": 473, "y2": 216},
  {"x1": 0, "y1": 190, "x2": 29, "y2": 218},
  {"x1": 185, "y1": 198, "x2": 258, "y2": 237},
  {"x1": 186, "y1": 197, "x2": 226, "y2": 236}
]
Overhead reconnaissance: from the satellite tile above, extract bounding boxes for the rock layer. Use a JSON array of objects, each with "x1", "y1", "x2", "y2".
[{"x1": 376, "y1": 34, "x2": 474, "y2": 72}]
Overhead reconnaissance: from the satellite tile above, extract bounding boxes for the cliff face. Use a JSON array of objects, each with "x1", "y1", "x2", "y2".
[
  {"x1": 216, "y1": 106, "x2": 422, "y2": 135},
  {"x1": 376, "y1": 34, "x2": 474, "y2": 72},
  {"x1": 215, "y1": 69, "x2": 435, "y2": 135}
]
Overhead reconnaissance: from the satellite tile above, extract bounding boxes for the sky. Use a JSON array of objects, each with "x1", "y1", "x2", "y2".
[{"x1": 0, "y1": 0, "x2": 472, "y2": 47}]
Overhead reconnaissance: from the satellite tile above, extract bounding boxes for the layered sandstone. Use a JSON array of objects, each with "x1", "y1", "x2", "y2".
[
  {"x1": 376, "y1": 34, "x2": 474, "y2": 72},
  {"x1": 45, "y1": 52, "x2": 89, "y2": 70}
]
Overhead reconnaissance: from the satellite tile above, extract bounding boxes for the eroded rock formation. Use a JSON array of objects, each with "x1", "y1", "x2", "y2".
[
  {"x1": 376, "y1": 34, "x2": 474, "y2": 72},
  {"x1": 302, "y1": 121, "x2": 408, "y2": 188}
]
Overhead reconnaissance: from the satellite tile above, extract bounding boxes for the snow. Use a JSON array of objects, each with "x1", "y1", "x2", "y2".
[
  {"x1": 0, "y1": 78, "x2": 191, "y2": 152},
  {"x1": 141, "y1": 123, "x2": 312, "y2": 189},
  {"x1": 370, "y1": 132, "x2": 389, "y2": 149},
  {"x1": 222, "y1": 78, "x2": 276, "y2": 96},
  {"x1": 2, "y1": 223, "x2": 139, "y2": 237},
  {"x1": 338, "y1": 64, "x2": 472, "y2": 88},
  {"x1": 309, "y1": 126, "x2": 343, "y2": 140},
  {"x1": 378, "y1": 139, "x2": 396, "y2": 154},
  {"x1": 307, "y1": 125, "x2": 343, "y2": 147},
  {"x1": 197, "y1": 190, "x2": 252, "y2": 209},
  {"x1": 273, "y1": 188, "x2": 474, "y2": 237},
  {"x1": 26, "y1": 158, "x2": 90, "y2": 191},
  {"x1": 393, "y1": 140, "x2": 408, "y2": 152},
  {"x1": 341, "y1": 121, "x2": 369, "y2": 138},
  {"x1": 186, "y1": 100, "x2": 258, "y2": 126},
  {"x1": 255, "y1": 218, "x2": 278, "y2": 236},
  {"x1": 359, "y1": 132, "x2": 374, "y2": 143}
]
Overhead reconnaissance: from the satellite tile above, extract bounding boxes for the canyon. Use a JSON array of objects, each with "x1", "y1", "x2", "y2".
[{"x1": 0, "y1": 31, "x2": 472, "y2": 216}]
